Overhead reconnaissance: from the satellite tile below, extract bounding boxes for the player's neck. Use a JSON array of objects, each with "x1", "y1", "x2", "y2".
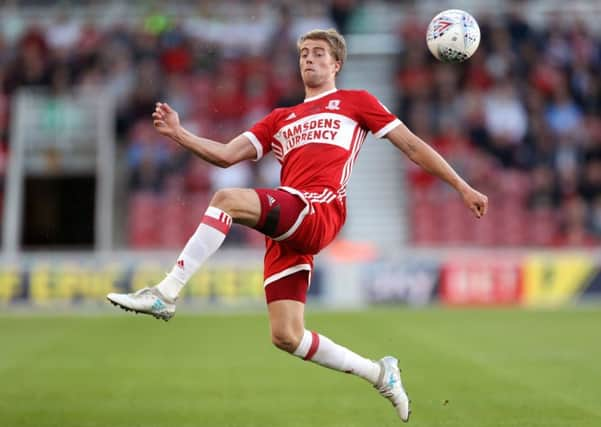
[{"x1": 304, "y1": 82, "x2": 337, "y2": 100}]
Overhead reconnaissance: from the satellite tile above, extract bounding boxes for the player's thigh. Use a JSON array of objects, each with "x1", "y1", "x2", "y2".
[
  {"x1": 210, "y1": 188, "x2": 261, "y2": 227},
  {"x1": 253, "y1": 188, "x2": 308, "y2": 239}
]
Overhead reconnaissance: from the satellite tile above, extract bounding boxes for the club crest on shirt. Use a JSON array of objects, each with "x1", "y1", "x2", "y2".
[{"x1": 325, "y1": 99, "x2": 341, "y2": 110}]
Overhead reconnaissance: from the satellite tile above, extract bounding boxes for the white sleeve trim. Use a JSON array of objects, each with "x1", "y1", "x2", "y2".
[
  {"x1": 243, "y1": 131, "x2": 263, "y2": 161},
  {"x1": 264, "y1": 264, "x2": 312, "y2": 288},
  {"x1": 374, "y1": 118, "x2": 402, "y2": 139}
]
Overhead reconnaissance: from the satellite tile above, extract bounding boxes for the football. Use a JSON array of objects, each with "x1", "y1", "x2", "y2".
[{"x1": 426, "y1": 9, "x2": 480, "y2": 63}]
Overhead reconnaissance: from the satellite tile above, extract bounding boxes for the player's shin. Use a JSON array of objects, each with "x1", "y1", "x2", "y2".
[
  {"x1": 157, "y1": 206, "x2": 232, "y2": 300},
  {"x1": 292, "y1": 329, "x2": 381, "y2": 385}
]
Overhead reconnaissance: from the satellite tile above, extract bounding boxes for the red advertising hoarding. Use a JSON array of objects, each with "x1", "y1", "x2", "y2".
[{"x1": 440, "y1": 257, "x2": 523, "y2": 305}]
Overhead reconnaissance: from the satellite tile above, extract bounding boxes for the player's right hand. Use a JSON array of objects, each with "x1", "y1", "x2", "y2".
[{"x1": 152, "y1": 102, "x2": 180, "y2": 139}]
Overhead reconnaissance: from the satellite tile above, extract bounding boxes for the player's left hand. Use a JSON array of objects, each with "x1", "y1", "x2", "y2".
[{"x1": 461, "y1": 186, "x2": 488, "y2": 219}]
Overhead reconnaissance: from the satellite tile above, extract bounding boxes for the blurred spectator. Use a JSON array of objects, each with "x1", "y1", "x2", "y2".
[
  {"x1": 484, "y1": 79, "x2": 527, "y2": 144},
  {"x1": 589, "y1": 195, "x2": 601, "y2": 237},
  {"x1": 329, "y1": 0, "x2": 357, "y2": 35},
  {"x1": 4, "y1": 25, "x2": 51, "y2": 93},
  {"x1": 126, "y1": 122, "x2": 169, "y2": 192},
  {"x1": 554, "y1": 196, "x2": 598, "y2": 246},
  {"x1": 581, "y1": 157, "x2": 601, "y2": 202},
  {"x1": 482, "y1": 78, "x2": 528, "y2": 167},
  {"x1": 528, "y1": 165, "x2": 559, "y2": 209},
  {"x1": 545, "y1": 82, "x2": 583, "y2": 137}
]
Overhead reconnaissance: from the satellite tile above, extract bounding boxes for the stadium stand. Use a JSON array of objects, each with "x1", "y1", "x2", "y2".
[{"x1": 0, "y1": 0, "x2": 599, "y2": 248}]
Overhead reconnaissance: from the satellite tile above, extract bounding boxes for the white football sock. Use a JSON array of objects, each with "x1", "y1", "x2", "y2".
[
  {"x1": 157, "y1": 206, "x2": 232, "y2": 301},
  {"x1": 293, "y1": 329, "x2": 381, "y2": 385}
]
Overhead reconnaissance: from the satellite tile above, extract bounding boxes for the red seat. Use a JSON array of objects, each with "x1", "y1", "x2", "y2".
[
  {"x1": 128, "y1": 192, "x2": 161, "y2": 248},
  {"x1": 159, "y1": 194, "x2": 187, "y2": 248}
]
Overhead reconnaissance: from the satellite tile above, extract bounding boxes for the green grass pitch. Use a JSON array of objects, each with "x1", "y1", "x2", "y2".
[{"x1": 1, "y1": 307, "x2": 600, "y2": 427}]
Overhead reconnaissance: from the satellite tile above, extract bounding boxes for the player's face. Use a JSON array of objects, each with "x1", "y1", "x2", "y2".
[{"x1": 299, "y1": 39, "x2": 340, "y2": 88}]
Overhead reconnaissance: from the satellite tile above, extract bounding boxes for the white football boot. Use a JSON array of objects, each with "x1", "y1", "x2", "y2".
[
  {"x1": 107, "y1": 287, "x2": 176, "y2": 321},
  {"x1": 375, "y1": 356, "x2": 411, "y2": 422}
]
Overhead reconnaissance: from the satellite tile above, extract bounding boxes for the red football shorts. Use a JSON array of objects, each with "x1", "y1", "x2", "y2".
[{"x1": 254, "y1": 187, "x2": 345, "y2": 304}]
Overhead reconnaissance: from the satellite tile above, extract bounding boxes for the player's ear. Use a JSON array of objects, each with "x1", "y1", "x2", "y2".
[{"x1": 334, "y1": 61, "x2": 341, "y2": 74}]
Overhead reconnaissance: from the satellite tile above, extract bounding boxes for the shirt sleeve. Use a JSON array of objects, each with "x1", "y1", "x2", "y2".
[
  {"x1": 359, "y1": 91, "x2": 402, "y2": 139},
  {"x1": 243, "y1": 110, "x2": 276, "y2": 161}
]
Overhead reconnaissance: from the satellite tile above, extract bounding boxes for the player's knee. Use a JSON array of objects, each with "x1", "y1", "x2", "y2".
[
  {"x1": 210, "y1": 188, "x2": 260, "y2": 226},
  {"x1": 210, "y1": 188, "x2": 245, "y2": 217},
  {"x1": 271, "y1": 328, "x2": 302, "y2": 353},
  {"x1": 210, "y1": 189, "x2": 234, "y2": 210}
]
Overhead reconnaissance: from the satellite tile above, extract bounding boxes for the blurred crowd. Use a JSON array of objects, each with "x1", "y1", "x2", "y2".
[
  {"x1": 0, "y1": 1, "x2": 599, "y2": 248},
  {"x1": 399, "y1": 8, "x2": 601, "y2": 246}
]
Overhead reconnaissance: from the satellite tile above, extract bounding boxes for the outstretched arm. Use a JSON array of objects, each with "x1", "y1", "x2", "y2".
[
  {"x1": 386, "y1": 122, "x2": 488, "y2": 219},
  {"x1": 152, "y1": 102, "x2": 257, "y2": 168}
]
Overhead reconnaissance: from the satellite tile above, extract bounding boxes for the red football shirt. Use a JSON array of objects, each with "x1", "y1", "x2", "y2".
[{"x1": 244, "y1": 88, "x2": 401, "y2": 203}]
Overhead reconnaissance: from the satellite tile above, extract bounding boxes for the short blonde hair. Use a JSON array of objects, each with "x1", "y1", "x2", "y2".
[{"x1": 297, "y1": 28, "x2": 347, "y2": 73}]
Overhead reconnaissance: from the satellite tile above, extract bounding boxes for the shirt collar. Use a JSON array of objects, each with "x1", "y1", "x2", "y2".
[{"x1": 304, "y1": 88, "x2": 338, "y2": 103}]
